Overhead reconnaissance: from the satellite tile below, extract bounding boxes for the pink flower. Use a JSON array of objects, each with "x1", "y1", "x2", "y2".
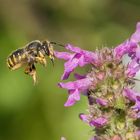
[
  {"x1": 55, "y1": 44, "x2": 98, "y2": 80},
  {"x1": 89, "y1": 117, "x2": 108, "y2": 128},
  {"x1": 79, "y1": 114, "x2": 108, "y2": 128},
  {"x1": 114, "y1": 22, "x2": 140, "y2": 60},
  {"x1": 96, "y1": 98, "x2": 108, "y2": 106},
  {"x1": 126, "y1": 59, "x2": 140, "y2": 77},
  {"x1": 123, "y1": 88, "x2": 140, "y2": 116},
  {"x1": 79, "y1": 113, "x2": 89, "y2": 123},
  {"x1": 58, "y1": 77, "x2": 93, "y2": 106},
  {"x1": 56, "y1": 22, "x2": 140, "y2": 140}
]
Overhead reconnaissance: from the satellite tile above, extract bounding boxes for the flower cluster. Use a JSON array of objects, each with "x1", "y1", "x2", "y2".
[{"x1": 55, "y1": 23, "x2": 140, "y2": 140}]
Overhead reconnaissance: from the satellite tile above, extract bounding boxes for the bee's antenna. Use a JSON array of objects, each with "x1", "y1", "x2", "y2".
[{"x1": 50, "y1": 42, "x2": 65, "y2": 48}]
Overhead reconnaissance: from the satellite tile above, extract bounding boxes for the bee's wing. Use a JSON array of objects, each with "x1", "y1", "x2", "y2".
[{"x1": 25, "y1": 40, "x2": 41, "y2": 52}]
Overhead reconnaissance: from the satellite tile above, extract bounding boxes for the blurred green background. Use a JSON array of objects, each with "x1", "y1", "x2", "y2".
[{"x1": 0, "y1": 0, "x2": 140, "y2": 140}]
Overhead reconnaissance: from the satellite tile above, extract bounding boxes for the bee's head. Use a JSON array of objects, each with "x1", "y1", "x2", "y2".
[{"x1": 42, "y1": 40, "x2": 55, "y2": 64}]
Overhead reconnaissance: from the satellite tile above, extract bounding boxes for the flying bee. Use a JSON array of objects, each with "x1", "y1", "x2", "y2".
[{"x1": 7, "y1": 40, "x2": 63, "y2": 84}]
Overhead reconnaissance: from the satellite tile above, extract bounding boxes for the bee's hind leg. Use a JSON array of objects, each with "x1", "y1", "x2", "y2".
[{"x1": 24, "y1": 63, "x2": 37, "y2": 84}]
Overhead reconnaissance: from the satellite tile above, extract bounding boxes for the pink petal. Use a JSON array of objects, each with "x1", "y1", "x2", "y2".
[
  {"x1": 96, "y1": 98, "x2": 108, "y2": 106},
  {"x1": 74, "y1": 73, "x2": 86, "y2": 80},
  {"x1": 79, "y1": 113, "x2": 89, "y2": 123},
  {"x1": 130, "y1": 22, "x2": 140, "y2": 43},
  {"x1": 61, "y1": 53, "x2": 82, "y2": 80},
  {"x1": 59, "y1": 77, "x2": 92, "y2": 91},
  {"x1": 89, "y1": 117, "x2": 108, "y2": 128},
  {"x1": 123, "y1": 88, "x2": 136, "y2": 102},
  {"x1": 64, "y1": 89, "x2": 80, "y2": 106},
  {"x1": 126, "y1": 59, "x2": 140, "y2": 77},
  {"x1": 54, "y1": 51, "x2": 72, "y2": 60},
  {"x1": 65, "y1": 44, "x2": 82, "y2": 53}
]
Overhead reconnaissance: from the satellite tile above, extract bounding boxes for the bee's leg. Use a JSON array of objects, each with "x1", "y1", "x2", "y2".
[
  {"x1": 50, "y1": 57, "x2": 54, "y2": 66},
  {"x1": 48, "y1": 43, "x2": 55, "y2": 66},
  {"x1": 36, "y1": 57, "x2": 47, "y2": 67},
  {"x1": 35, "y1": 51, "x2": 47, "y2": 67},
  {"x1": 24, "y1": 63, "x2": 37, "y2": 84}
]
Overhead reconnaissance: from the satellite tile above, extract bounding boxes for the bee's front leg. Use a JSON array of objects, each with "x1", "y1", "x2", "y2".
[
  {"x1": 35, "y1": 51, "x2": 47, "y2": 67},
  {"x1": 35, "y1": 57, "x2": 47, "y2": 67}
]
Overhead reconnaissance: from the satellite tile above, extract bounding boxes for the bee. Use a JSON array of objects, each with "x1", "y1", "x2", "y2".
[{"x1": 7, "y1": 40, "x2": 62, "y2": 84}]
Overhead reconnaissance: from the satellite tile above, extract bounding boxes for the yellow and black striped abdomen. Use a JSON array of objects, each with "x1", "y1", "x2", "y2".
[{"x1": 7, "y1": 48, "x2": 27, "y2": 70}]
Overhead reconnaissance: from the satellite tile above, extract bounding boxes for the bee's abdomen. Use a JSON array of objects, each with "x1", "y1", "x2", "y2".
[{"x1": 7, "y1": 49, "x2": 26, "y2": 70}]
